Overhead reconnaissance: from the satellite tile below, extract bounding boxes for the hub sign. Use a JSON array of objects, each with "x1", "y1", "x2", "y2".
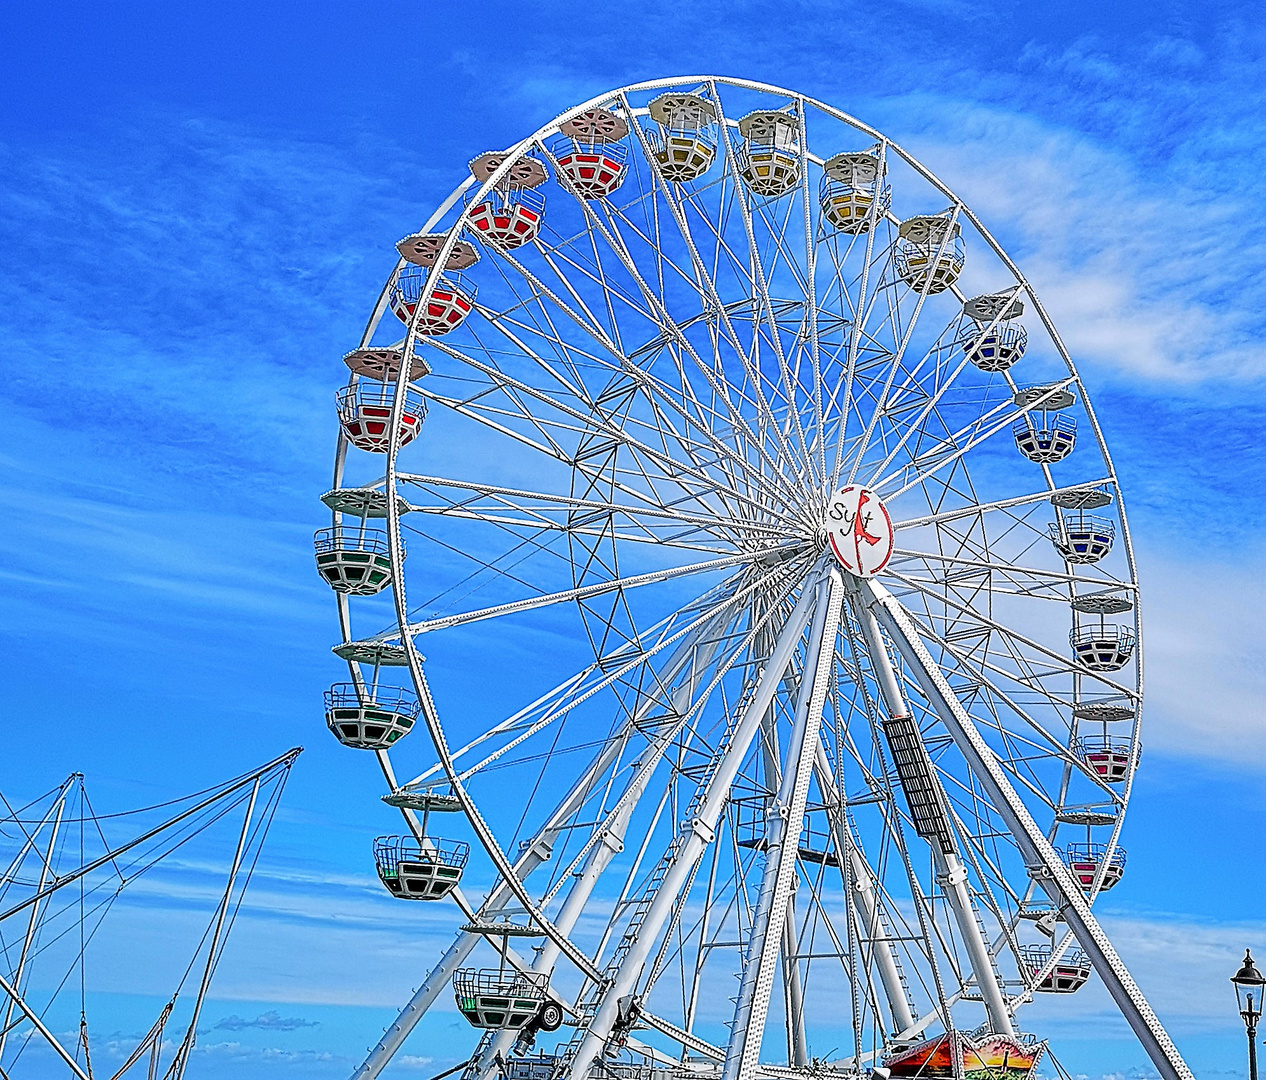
[{"x1": 825, "y1": 486, "x2": 894, "y2": 577}]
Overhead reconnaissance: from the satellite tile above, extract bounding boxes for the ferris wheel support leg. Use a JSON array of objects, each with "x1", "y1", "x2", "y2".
[
  {"x1": 865, "y1": 579, "x2": 1194, "y2": 1080},
  {"x1": 567, "y1": 561, "x2": 827, "y2": 1080},
  {"x1": 812, "y1": 742, "x2": 918, "y2": 1035},
  {"x1": 851, "y1": 587, "x2": 1015, "y2": 1037},
  {"x1": 781, "y1": 890, "x2": 810, "y2": 1067},
  {"x1": 350, "y1": 929, "x2": 483, "y2": 1080},
  {"x1": 723, "y1": 569, "x2": 843, "y2": 1080},
  {"x1": 475, "y1": 626, "x2": 731, "y2": 1079},
  {"x1": 474, "y1": 762, "x2": 656, "y2": 1079},
  {"x1": 756, "y1": 613, "x2": 811, "y2": 1070}
]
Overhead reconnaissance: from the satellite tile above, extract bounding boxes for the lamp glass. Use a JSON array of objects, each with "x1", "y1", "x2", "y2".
[{"x1": 1233, "y1": 950, "x2": 1265, "y2": 1016}]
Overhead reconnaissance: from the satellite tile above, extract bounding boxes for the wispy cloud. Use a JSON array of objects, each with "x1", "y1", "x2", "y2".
[
  {"x1": 1140, "y1": 554, "x2": 1266, "y2": 759},
  {"x1": 213, "y1": 1011, "x2": 319, "y2": 1032}
]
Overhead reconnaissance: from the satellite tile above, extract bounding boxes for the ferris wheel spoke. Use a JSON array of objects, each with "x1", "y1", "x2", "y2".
[
  {"x1": 617, "y1": 357, "x2": 810, "y2": 522},
  {"x1": 615, "y1": 107, "x2": 821, "y2": 517},
  {"x1": 830, "y1": 159, "x2": 893, "y2": 488},
  {"x1": 794, "y1": 104, "x2": 827, "y2": 484},
  {"x1": 496, "y1": 242, "x2": 631, "y2": 366},
  {"x1": 832, "y1": 610, "x2": 989, "y2": 1018},
  {"x1": 406, "y1": 564, "x2": 797, "y2": 819},
  {"x1": 529, "y1": 230, "x2": 653, "y2": 345},
  {"x1": 862, "y1": 346, "x2": 978, "y2": 489},
  {"x1": 845, "y1": 204, "x2": 965, "y2": 486},
  {"x1": 893, "y1": 477, "x2": 1117, "y2": 531},
  {"x1": 396, "y1": 473, "x2": 795, "y2": 543},
  {"x1": 420, "y1": 345, "x2": 779, "y2": 522},
  {"x1": 879, "y1": 375, "x2": 1079, "y2": 498},
  {"x1": 473, "y1": 609, "x2": 769, "y2": 1080},
  {"x1": 670, "y1": 110, "x2": 804, "y2": 455},
  {"x1": 945, "y1": 797, "x2": 1027, "y2": 940},
  {"x1": 592, "y1": 208, "x2": 812, "y2": 513},
  {"x1": 551, "y1": 568, "x2": 808, "y2": 1022},
  {"x1": 470, "y1": 292, "x2": 597, "y2": 404},
  {"x1": 403, "y1": 548, "x2": 789, "y2": 637},
  {"x1": 851, "y1": 331, "x2": 975, "y2": 493},
  {"x1": 811, "y1": 738, "x2": 918, "y2": 1033},
  {"x1": 627, "y1": 264, "x2": 812, "y2": 508},
  {"x1": 892, "y1": 547, "x2": 1128, "y2": 594},
  {"x1": 887, "y1": 567, "x2": 1135, "y2": 698},
  {"x1": 708, "y1": 87, "x2": 818, "y2": 489},
  {"x1": 402, "y1": 504, "x2": 734, "y2": 554},
  {"x1": 458, "y1": 250, "x2": 810, "y2": 524}
]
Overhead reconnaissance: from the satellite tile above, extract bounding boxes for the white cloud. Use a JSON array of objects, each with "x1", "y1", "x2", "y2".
[
  {"x1": 1136, "y1": 552, "x2": 1266, "y2": 761},
  {"x1": 886, "y1": 101, "x2": 1266, "y2": 384}
]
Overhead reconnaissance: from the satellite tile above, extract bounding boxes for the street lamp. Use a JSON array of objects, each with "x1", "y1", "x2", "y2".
[{"x1": 1233, "y1": 949, "x2": 1265, "y2": 1080}]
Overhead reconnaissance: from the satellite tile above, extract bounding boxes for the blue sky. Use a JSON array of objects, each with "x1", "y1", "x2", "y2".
[{"x1": 2, "y1": 1, "x2": 1265, "y2": 1078}]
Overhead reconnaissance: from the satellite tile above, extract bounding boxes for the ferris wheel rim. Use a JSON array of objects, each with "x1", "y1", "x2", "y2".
[{"x1": 323, "y1": 73, "x2": 1164, "y2": 1080}]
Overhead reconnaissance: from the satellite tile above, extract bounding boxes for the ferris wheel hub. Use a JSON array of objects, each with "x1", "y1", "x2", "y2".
[{"x1": 825, "y1": 485, "x2": 895, "y2": 578}]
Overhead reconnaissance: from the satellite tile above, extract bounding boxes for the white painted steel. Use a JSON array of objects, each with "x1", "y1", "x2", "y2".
[
  {"x1": 724, "y1": 569, "x2": 844, "y2": 1080},
  {"x1": 566, "y1": 572, "x2": 823, "y2": 1080},
  {"x1": 850, "y1": 588, "x2": 1015, "y2": 1037},
  {"x1": 866, "y1": 578, "x2": 1191, "y2": 1080},
  {"x1": 325, "y1": 74, "x2": 1168, "y2": 1080}
]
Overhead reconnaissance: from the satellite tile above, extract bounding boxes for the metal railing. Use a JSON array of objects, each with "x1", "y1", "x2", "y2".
[
  {"x1": 374, "y1": 835, "x2": 470, "y2": 872},
  {"x1": 324, "y1": 683, "x2": 419, "y2": 716},
  {"x1": 313, "y1": 525, "x2": 391, "y2": 556}
]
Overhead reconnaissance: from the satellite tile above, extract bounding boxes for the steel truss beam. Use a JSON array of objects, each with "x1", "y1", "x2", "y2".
[
  {"x1": 865, "y1": 578, "x2": 1192, "y2": 1080},
  {"x1": 723, "y1": 568, "x2": 843, "y2": 1080},
  {"x1": 567, "y1": 558, "x2": 827, "y2": 1080}
]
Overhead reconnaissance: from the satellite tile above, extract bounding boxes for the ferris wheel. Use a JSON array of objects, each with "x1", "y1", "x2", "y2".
[{"x1": 316, "y1": 78, "x2": 1191, "y2": 1080}]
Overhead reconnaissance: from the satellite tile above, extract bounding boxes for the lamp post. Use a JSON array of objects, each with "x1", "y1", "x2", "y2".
[{"x1": 1233, "y1": 949, "x2": 1265, "y2": 1080}]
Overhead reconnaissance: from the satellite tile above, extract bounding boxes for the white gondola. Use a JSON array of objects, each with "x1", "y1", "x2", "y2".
[
  {"x1": 324, "y1": 683, "x2": 418, "y2": 749},
  {"x1": 452, "y1": 969, "x2": 550, "y2": 1030},
  {"x1": 468, "y1": 152, "x2": 549, "y2": 249},
  {"x1": 551, "y1": 108, "x2": 629, "y2": 199},
  {"x1": 646, "y1": 92, "x2": 717, "y2": 182},
  {"x1": 1071, "y1": 595, "x2": 1136, "y2": 672},
  {"x1": 1013, "y1": 384, "x2": 1077, "y2": 463},
  {"x1": 374, "y1": 835, "x2": 468, "y2": 900},
  {"x1": 1021, "y1": 944, "x2": 1092, "y2": 993},
  {"x1": 895, "y1": 213, "x2": 964, "y2": 293},
  {"x1": 336, "y1": 381, "x2": 427, "y2": 453},
  {"x1": 819, "y1": 149, "x2": 889, "y2": 233},
  {"x1": 736, "y1": 110, "x2": 800, "y2": 197},
  {"x1": 1060, "y1": 842, "x2": 1126, "y2": 891},
  {"x1": 389, "y1": 264, "x2": 476, "y2": 335},
  {"x1": 1014, "y1": 413, "x2": 1076, "y2": 463},
  {"x1": 1078, "y1": 735, "x2": 1136, "y2": 783},
  {"x1": 313, "y1": 525, "x2": 399, "y2": 595},
  {"x1": 1050, "y1": 514, "x2": 1115, "y2": 563},
  {"x1": 1071, "y1": 623, "x2": 1136, "y2": 671},
  {"x1": 960, "y1": 293, "x2": 1027, "y2": 372}
]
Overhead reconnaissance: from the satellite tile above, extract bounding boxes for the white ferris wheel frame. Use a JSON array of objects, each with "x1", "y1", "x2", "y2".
[{"x1": 322, "y1": 76, "x2": 1190, "y2": 1080}]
